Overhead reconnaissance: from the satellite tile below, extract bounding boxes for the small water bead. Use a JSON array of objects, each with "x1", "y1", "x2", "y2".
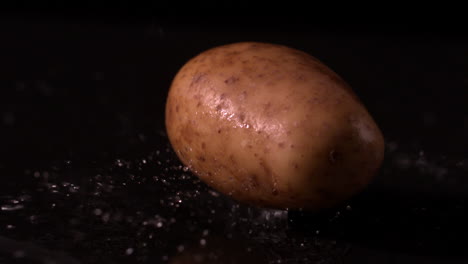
[
  {"x1": 125, "y1": 248, "x2": 134, "y2": 255},
  {"x1": 199, "y1": 239, "x2": 207, "y2": 246},
  {"x1": 69, "y1": 185, "x2": 80, "y2": 193},
  {"x1": 209, "y1": 190, "x2": 220, "y2": 197},
  {"x1": 116, "y1": 159, "x2": 124, "y2": 167},
  {"x1": 93, "y1": 208, "x2": 103, "y2": 216},
  {"x1": 1, "y1": 204, "x2": 24, "y2": 211},
  {"x1": 102, "y1": 213, "x2": 111, "y2": 223},
  {"x1": 48, "y1": 184, "x2": 59, "y2": 193},
  {"x1": 177, "y1": 244, "x2": 185, "y2": 252}
]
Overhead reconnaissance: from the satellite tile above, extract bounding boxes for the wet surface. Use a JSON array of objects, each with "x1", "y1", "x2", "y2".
[{"x1": 0, "y1": 20, "x2": 467, "y2": 263}]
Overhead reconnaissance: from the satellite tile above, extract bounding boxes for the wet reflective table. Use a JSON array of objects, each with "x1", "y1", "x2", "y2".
[{"x1": 0, "y1": 20, "x2": 467, "y2": 263}]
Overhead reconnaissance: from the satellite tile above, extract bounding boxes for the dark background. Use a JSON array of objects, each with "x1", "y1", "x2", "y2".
[{"x1": 0, "y1": 13, "x2": 467, "y2": 264}]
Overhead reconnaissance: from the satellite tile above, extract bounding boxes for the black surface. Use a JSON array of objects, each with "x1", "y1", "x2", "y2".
[{"x1": 0, "y1": 19, "x2": 467, "y2": 263}]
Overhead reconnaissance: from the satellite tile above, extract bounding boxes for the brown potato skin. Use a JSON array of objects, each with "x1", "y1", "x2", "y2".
[{"x1": 165, "y1": 42, "x2": 384, "y2": 210}]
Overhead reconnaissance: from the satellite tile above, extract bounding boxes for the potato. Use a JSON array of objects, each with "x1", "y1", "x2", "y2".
[{"x1": 165, "y1": 42, "x2": 384, "y2": 210}]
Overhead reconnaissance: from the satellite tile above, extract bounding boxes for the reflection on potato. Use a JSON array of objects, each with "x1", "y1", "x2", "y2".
[{"x1": 166, "y1": 42, "x2": 384, "y2": 210}]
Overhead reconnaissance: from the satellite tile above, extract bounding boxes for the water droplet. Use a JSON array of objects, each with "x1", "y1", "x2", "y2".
[
  {"x1": 177, "y1": 244, "x2": 185, "y2": 252},
  {"x1": 125, "y1": 248, "x2": 134, "y2": 255},
  {"x1": 156, "y1": 221, "x2": 163, "y2": 228},
  {"x1": 6, "y1": 224, "x2": 15, "y2": 229},
  {"x1": 69, "y1": 185, "x2": 80, "y2": 193},
  {"x1": 1, "y1": 204, "x2": 24, "y2": 211},
  {"x1": 102, "y1": 213, "x2": 110, "y2": 223},
  {"x1": 199, "y1": 239, "x2": 207, "y2": 246},
  {"x1": 202, "y1": 229, "x2": 209, "y2": 236},
  {"x1": 346, "y1": 205, "x2": 352, "y2": 211},
  {"x1": 209, "y1": 190, "x2": 220, "y2": 197},
  {"x1": 93, "y1": 208, "x2": 103, "y2": 216},
  {"x1": 182, "y1": 166, "x2": 189, "y2": 172}
]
